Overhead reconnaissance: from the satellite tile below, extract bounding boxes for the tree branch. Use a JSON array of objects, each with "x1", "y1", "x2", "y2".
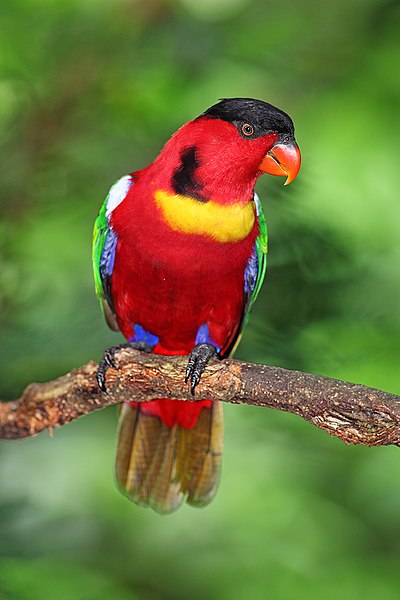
[{"x1": 1, "y1": 349, "x2": 399, "y2": 446}]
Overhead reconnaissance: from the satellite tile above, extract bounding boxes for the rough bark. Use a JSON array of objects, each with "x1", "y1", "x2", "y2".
[{"x1": 1, "y1": 348, "x2": 399, "y2": 446}]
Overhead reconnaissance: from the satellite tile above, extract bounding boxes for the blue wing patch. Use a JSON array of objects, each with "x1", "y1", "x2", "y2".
[
  {"x1": 222, "y1": 192, "x2": 268, "y2": 357},
  {"x1": 100, "y1": 228, "x2": 118, "y2": 280},
  {"x1": 93, "y1": 175, "x2": 134, "y2": 331},
  {"x1": 244, "y1": 246, "x2": 258, "y2": 294}
]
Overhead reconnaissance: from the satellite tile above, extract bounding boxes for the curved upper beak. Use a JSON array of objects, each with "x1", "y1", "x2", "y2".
[{"x1": 258, "y1": 142, "x2": 301, "y2": 185}]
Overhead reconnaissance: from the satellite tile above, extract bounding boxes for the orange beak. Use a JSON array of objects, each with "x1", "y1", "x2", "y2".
[{"x1": 258, "y1": 142, "x2": 301, "y2": 185}]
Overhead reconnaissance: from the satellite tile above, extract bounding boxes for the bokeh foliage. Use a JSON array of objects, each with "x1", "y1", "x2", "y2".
[{"x1": 1, "y1": 0, "x2": 400, "y2": 598}]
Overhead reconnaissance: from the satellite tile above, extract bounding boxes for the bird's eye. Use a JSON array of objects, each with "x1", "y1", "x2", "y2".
[{"x1": 241, "y1": 123, "x2": 254, "y2": 136}]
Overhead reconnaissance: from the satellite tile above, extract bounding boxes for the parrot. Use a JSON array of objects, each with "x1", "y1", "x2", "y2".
[{"x1": 92, "y1": 98, "x2": 301, "y2": 514}]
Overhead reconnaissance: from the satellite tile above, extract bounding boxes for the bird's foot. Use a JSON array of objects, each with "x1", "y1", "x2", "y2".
[
  {"x1": 185, "y1": 343, "x2": 218, "y2": 395},
  {"x1": 97, "y1": 341, "x2": 153, "y2": 392}
]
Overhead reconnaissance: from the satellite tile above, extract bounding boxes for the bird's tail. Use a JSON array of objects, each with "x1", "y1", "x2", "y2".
[{"x1": 115, "y1": 400, "x2": 223, "y2": 514}]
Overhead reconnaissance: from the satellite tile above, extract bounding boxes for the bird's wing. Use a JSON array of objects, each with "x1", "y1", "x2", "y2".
[
  {"x1": 92, "y1": 175, "x2": 134, "y2": 331},
  {"x1": 222, "y1": 192, "x2": 268, "y2": 357}
]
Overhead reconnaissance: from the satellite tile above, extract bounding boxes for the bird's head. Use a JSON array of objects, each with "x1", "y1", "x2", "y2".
[
  {"x1": 154, "y1": 97, "x2": 301, "y2": 204},
  {"x1": 200, "y1": 98, "x2": 301, "y2": 186}
]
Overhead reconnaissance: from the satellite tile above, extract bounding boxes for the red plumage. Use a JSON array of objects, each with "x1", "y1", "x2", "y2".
[
  {"x1": 109, "y1": 117, "x2": 263, "y2": 431},
  {"x1": 95, "y1": 99, "x2": 301, "y2": 512}
]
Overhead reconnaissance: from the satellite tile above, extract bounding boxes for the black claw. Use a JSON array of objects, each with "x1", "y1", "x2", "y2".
[
  {"x1": 104, "y1": 349, "x2": 116, "y2": 369},
  {"x1": 185, "y1": 357, "x2": 195, "y2": 383},
  {"x1": 97, "y1": 341, "x2": 155, "y2": 392},
  {"x1": 185, "y1": 343, "x2": 217, "y2": 395},
  {"x1": 190, "y1": 374, "x2": 200, "y2": 395},
  {"x1": 97, "y1": 361, "x2": 108, "y2": 393}
]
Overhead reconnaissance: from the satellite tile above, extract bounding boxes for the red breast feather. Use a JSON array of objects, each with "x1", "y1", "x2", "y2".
[{"x1": 110, "y1": 109, "x2": 280, "y2": 513}]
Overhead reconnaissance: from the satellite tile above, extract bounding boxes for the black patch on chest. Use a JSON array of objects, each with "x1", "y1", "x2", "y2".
[{"x1": 172, "y1": 146, "x2": 207, "y2": 202}]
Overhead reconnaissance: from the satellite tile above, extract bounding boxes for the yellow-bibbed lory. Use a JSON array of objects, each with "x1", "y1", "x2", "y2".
[{"x1": 93, "y1": 98, "x2": 301, "y2": 513}]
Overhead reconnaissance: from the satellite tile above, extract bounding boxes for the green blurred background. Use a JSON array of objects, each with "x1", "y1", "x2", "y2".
[{"x1": 1, "y1": 0, "x2": 400, "y2": 598}]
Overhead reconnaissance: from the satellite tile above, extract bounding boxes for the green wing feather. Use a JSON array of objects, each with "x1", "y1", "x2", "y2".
[
  {"x1": 248, "y1": 192, "x2": 268, "y2": 313},
  {"x1": 224, "y1": 193, "x2": 268, "y2": 356},
  {"x1": 92, "y1": 198, "x2": 109, "y2": 304},
  {"x1": 92, "y1": 197, "x2": 120, "y2": 331},
  {"x1": 92, "y1": 175, "x2": 133, "y2": 331}
]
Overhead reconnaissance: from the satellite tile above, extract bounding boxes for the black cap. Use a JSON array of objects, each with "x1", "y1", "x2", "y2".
[{"x1": 201, "y1": 97, "x2": 294, "y2": 140}]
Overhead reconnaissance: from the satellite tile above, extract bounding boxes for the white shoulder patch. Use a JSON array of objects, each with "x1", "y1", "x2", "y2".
[
  {"x1": 105, "y1": 175, "x2": 133, "y2": 217},
  {"x1": 253, "y1": 192, "x2": 262, "y2": 216}
]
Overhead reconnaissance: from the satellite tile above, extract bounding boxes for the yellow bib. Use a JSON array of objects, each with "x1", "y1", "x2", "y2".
[{"x1": 154, "y1": 190, "x2": 255, "y2": 243}]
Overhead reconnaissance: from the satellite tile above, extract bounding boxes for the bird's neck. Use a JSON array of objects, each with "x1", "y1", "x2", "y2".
[
  {"x1": 135, "y1": 144, "x2": 258, "y2": 243},
  {"x1": 145, "y1": 126, "x2": 260, "y2": 206},
  {"x1": 132, "y1": 121, "x2": 264, "y2": 243},
  {"x1": 151, "y1": 189, "x2": 256, "y2": 243}
]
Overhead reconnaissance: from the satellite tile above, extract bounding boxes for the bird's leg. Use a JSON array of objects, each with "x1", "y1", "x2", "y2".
[
  {"x1": 97, "y1": 341, "x2": 154, "y2": 392},
  {"x1": 185, "y1": 343, "x2": 218, "y2": 395}
]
